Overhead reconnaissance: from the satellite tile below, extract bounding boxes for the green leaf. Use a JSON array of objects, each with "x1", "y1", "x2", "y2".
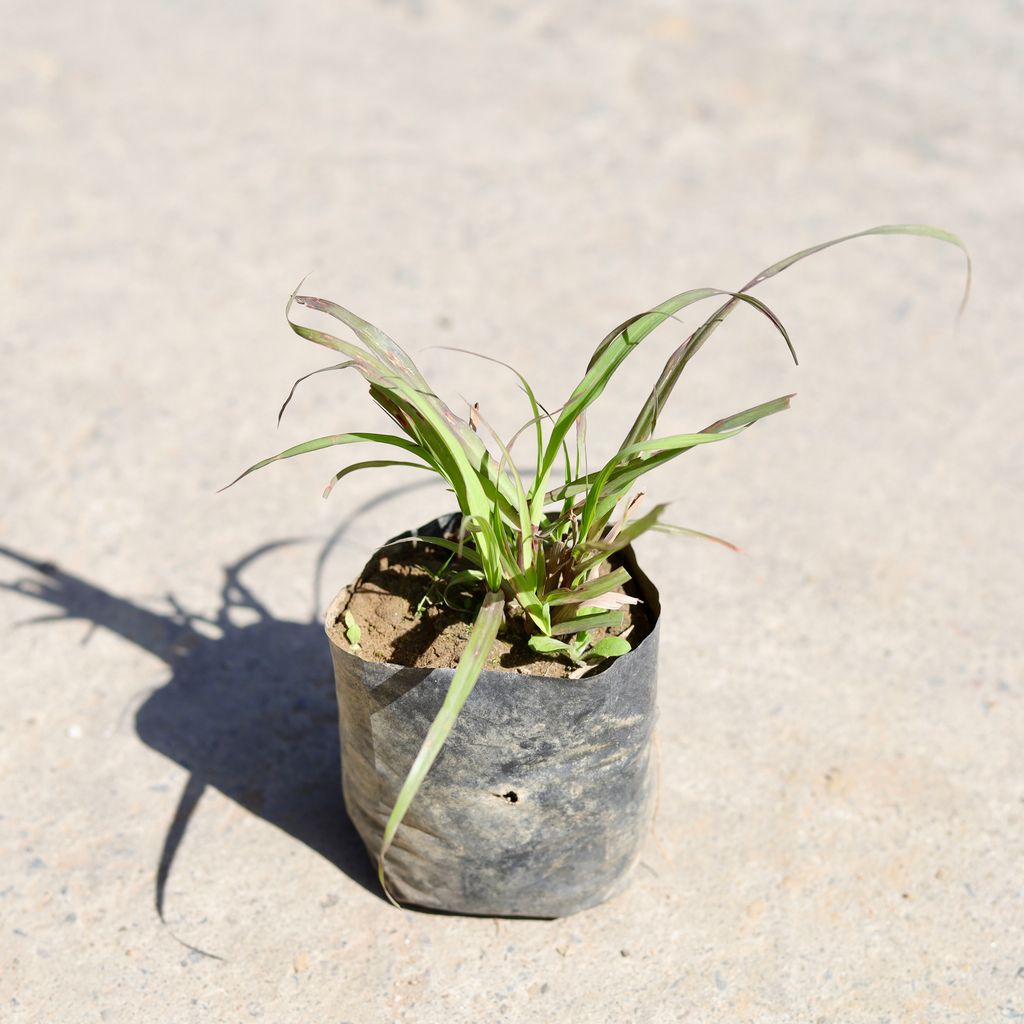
[
  {"x1": 527, "y1": 636, "x2": 573, "y2": 654},
  {"x1": 375, "y1": 535, "x2": 484, "y2": 568},
  {"x1": 650, "y1": 522, "x2": 740, "y2": 550},
  {"x1": 544, "y1": 566, "x2": 631, "y2": 606},
  {"x1": 589, "y1": 636, "x2": 631, "y2": 659},
  {"x1": 576, "y1": 395, "x2": 794, "y2": 535},
  {"x1": 220, "y1": 432, "x2": 427, "y2": 491},
  {"x1": 468, "y1": 404, "x2": 534, "y2": 572},
  {"x1": 545, "y1": 414, "x2": 764, "y2": 505},
  {"x1": 527, "y1": 635, "x2": 583, "y2": 665},
  {"x1": 742, "y1": 225, "x2": 971, "y2": 313},
  {"x1": 548, "y1": 609, "x2": 624, "y2": 637},
  {"x1": 577, "y1": 427, "x2": 745, "y2": 540},
  {"x1": 322, "y1": 459, "x2": 434, "y2": 499},
  {"x1": 699, "y1": 394, "x2": 795, "y2": 434},
  {"x1": 594, "y1": 396, "x2": 794, "y2": 528},
  {"x1": 343, "y1": 610, "x2": 362, "y2": 651},
  {"x1": 378, "y1": 590, "x2": 505, "y2": 903},
  {"x1": 442, "y1": 570, "x2": 487, "y2": 608}
]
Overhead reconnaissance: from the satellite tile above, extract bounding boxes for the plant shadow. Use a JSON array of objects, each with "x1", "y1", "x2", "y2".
[{"x1": 0, "y1": 496, "x2": 439, "y2": 930}]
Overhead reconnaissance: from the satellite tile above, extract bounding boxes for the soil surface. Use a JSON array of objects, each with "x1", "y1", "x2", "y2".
[{"x1": 337, "y1": 540, "x2": 652, "y2": 678}]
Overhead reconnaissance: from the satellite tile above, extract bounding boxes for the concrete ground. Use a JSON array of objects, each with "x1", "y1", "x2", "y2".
[{"x1": 2, "y1": 2, "x2": 1022, "y2": 1021}]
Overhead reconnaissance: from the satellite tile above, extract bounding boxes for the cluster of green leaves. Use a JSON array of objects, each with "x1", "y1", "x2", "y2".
[{"x1": 226, "y1": 225, "x2": 969, "y2": 900}]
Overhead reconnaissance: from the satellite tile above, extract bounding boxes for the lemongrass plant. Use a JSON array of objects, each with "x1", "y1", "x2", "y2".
[{"x1": 226, "y1": 224, "x2": 969, "y2": 895}]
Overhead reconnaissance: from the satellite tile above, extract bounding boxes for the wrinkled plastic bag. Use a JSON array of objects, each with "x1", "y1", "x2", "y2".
[{"x1": 325, "y1": 515, "x2": 660, "y2": 917}]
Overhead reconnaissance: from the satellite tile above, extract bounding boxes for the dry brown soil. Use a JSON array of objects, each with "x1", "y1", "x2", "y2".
[{"x1": 337, "y1": 541, "x2": 652, "y2": 678}]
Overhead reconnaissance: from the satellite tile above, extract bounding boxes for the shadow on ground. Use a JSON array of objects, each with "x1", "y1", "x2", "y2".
[{"x1": 0, "y1": 518, "x2": 401, "y2": 932}]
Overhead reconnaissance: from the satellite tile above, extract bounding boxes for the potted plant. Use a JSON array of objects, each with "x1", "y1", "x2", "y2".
[{"x1": 225, "y1": 224, "x2": 968, "y2": 917}]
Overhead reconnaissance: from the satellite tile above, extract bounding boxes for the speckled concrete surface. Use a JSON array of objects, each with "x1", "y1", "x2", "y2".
[{"x1": 2, "y1": 2, "x2": 1022, "y2": 1021}]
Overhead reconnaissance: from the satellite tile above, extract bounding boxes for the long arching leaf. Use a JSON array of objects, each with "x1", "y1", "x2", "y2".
[
  {"x1": 219, "y1": 432, "x2": 425, "y2": 491},
  {"x1": 378, "y1": 590, "x2": 505, "y2": 903},
  {"x1": 322, "y1": 459, "x2": 434, "y2": 499}
]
